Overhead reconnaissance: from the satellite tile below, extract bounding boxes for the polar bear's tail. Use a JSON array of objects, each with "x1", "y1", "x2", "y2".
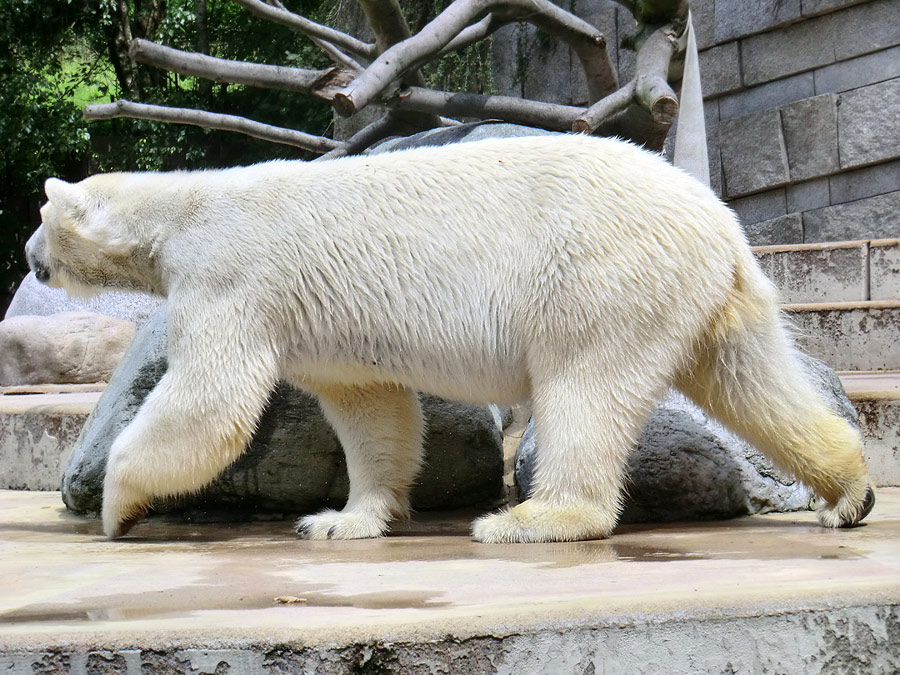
[{"x1": 675, "y1": 248, "x2": 874, "y2": 527}]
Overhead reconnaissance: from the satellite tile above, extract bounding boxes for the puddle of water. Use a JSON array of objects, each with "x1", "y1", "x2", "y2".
[{"x1": 0, "y1": 586, "x2": 448, "y2": 626}]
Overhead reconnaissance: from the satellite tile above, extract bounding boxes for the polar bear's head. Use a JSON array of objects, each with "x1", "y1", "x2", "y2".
[{"x1": 26, "y1": 176, "x2": 152, "y2": 297}]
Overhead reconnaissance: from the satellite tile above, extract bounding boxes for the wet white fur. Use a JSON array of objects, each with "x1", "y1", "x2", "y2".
[{"x1": 27, "y1": 135, "x2": 872, "y2": 542}]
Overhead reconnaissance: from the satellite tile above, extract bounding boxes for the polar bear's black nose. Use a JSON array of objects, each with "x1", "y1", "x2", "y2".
[
  {"x1": 25, "y1": 231, "x2": 51, "y2": 283},
  {"x1": 26, "y1": 250, "x2": 49, "y2": 282},
  {"x1": 33, "y1": 264, "x2": 50, "y2": 283}
]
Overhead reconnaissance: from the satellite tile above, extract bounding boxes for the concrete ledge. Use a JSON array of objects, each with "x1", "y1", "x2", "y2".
[
  {"x1": 1, "y1": 489, "x2": 899, "y2": 673},
  {"x1": 753, "y1": 239, "x2": 900, "y2": 304},
  {"x1": 0, "y1": 389, "x2": 101, "y2": 491},
  {"x1": 783, "y1": 302, "x2": 900, "y2": 370},
  {"x1": 841, "y1": 372, "x2": 900, "y2": 487},
  {"x1": 783, "y1": 299, "x2": 900, "y2": 312}
]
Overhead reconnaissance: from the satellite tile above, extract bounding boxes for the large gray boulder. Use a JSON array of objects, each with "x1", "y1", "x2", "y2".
[
  {"x1": 515, "y1": 353, "x2": 857, "y2": 522},
  {"x1": 0, "y1": 312, "x2": 136, "y2": 385},
  {"x1": 5, "y1": 271, "x2": 162, "y2": 325},
  {"x1": 62, "y1": 309, "x2": 505, "y2": 517},
  {"x1": 368, "y1": 121, "x2": 558, "y2": 155}
]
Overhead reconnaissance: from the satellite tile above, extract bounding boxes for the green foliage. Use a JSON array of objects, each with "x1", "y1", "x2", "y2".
[
  {"x1": 405, "y1": 0, "x2": 495, "y2": 95},
  {"x1": 0, "y1": 0, "x2": 99, "y2": 308}
]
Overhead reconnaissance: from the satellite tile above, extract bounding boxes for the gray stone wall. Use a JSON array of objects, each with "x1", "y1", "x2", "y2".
[
  {"x1": 494, "y1": 0, "x2": 899, "y2": 245},
  {"x1": 694, "y1": 0, "x2": 900, "y2": 244}
]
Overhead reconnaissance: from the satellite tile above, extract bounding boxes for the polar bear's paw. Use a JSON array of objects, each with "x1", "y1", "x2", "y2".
[
  {"x1": 471, "y1": 500, "x2": 617, "y2": 544},
  {"x1": 817, "y1": 483, "x2": 875, "y2": 528},
  {"x1": 296, "y1": 509, "x2": 389, "y2": 540}
]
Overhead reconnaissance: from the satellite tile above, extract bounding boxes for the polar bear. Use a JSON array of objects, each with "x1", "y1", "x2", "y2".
[{"x1": 26, "y1": 134, "x2": 874, "y2": 542}]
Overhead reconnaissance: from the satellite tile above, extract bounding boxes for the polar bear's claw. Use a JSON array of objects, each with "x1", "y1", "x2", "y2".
[
  {"x1": 296, "y1": 509, "x2": 389, "y2": 540},
  {"x1": 104, "y1": 501, "x2": 149, "y2": 539}
]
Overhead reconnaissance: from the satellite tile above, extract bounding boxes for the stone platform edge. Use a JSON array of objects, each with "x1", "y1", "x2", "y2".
[{"x1": 2, "y1": 602, "x2": 899, "y2": 673}]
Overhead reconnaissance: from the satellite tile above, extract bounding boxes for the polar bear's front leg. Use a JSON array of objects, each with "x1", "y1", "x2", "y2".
[
  {"x1": 296, "y1": 383, "x2": 424, "y2": 540},
  {"x1": 103, "y1": 306, "x2": 278, "y2": 538}
]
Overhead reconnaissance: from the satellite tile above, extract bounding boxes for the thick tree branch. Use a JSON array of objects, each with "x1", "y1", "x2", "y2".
[
  {"x1": 129, "y1": 38, "x2": 352, "y2": 99},
  {"x1": 320, "y1": 111, "x2": 406, "y2": 159},
  {"x1": 332, "y1": 0, "x2": 616, "y2": 118},
  {"x1": 439, "y1": 13, "x2": 510, "y2": 55},
  {"x1": 391, "y1": 87, "x2": 583, "y2": 132},
  {"x1": 83, "y1": 100, "x2": 339, "y2": 153},
  {"x1": 572, "y1": 80, "x2": 635, "y2": 134},
  {"x1": 125, "y1": 38, "x2": 584, "y2": 133},
  {"x1": 357, "y1": 0, "x2": 418, "y2": 55},
  {"x1": 230, "y1": 0, "x2": 375, "y2": 60},
  {"x1": 633, "y1": 23, "x2": 680, "y2": 124}
]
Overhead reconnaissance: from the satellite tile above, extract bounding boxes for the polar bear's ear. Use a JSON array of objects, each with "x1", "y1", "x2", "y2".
[{"x1": 44, "y1": 177, "x2": 86, "y2": 211}]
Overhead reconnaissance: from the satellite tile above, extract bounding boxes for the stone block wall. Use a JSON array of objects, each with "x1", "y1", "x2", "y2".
[
  {"x1": 492, "y1": 0, "x2": 898, "y2": 245},
  {"x1": 693, "y1": 0, "x2": 900, "y2": 244}
]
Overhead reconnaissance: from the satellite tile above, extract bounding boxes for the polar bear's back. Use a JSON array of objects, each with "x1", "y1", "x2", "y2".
[
  {"x1": 104, "y1": 135, "x2": 754, "y2": 402},
  {"x1": 209, "y1": 134, "x2": 742, "y2": 292},
  {"x1": 175, "y1": 136, "x2": 743, "y2": 397}
]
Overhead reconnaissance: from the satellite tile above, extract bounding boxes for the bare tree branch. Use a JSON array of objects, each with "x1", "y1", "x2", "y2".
[
  {"x1": 108, "y1": 1, "x2": 689, "y2": 154},
  {"x1": 83, "y1": 100, "x2": 340, "y2": 153},
  {"x1": 129, "y1": 38, "x2": 353, "y2": 99},
  {"x1": 357, "y1": 0, "x2": 418, "y2": 55},
  {"x1": 633, "y1": 23, "x2": 679, "y2": 124},
  {"x1": 572, "y1": 80, "x2": 635, "y2": 134},
  {"x1": 332, "y1": 0, "x2": 616, "y2": 118},
  {"x1": 230, "y1": 0, "x2": 376, "y2": 60},
  {"x1": 126, "y1": 37, "x2": 585, "y2": 133},
  {"x1": 439, "y1": 13, "x2": 507, "y2": 56},
  {"x1": 523, "y1": 7, "x2": 618, "y2": 103},
  {"x1": 391, "y1": 87, "x2": 583, "y2": 132}
]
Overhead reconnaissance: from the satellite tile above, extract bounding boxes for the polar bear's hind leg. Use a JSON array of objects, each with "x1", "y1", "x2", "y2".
[
  {"x1": 296, "y1": 383, "x2": 424, "y2": 540},
  {"x1": 473, "y1": 347, "x2": 666, "y2": 543},
  {"x1": 675, "y1": 257, "x2": 873, "y2": 528}
]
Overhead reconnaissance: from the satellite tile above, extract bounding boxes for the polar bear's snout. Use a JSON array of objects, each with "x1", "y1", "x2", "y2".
[{"x1": 25, "y1": 227, "x2": 51, "y2": 283}]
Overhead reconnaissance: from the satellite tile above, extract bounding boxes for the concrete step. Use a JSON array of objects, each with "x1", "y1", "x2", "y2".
[
  {"x1": 2, "y1": 488, "x2": 899, "y2": 672},
  {"x1": 783, "y1": 299, "x2": 900, "y2": 371},
  {"x1": 753, "y1": 238, "x2": 900, "y2": 304},
  {"x1": 0, "y1": 386, "x2": 101, "y2": 491},
  {"x1": 840, "y1": 371, "x2": 900, "y2": 487}
]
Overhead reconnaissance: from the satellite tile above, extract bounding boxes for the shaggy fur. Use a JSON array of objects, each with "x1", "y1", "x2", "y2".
[{"x1": 25, "y1": 134, "x2": 873, "y2": 542}]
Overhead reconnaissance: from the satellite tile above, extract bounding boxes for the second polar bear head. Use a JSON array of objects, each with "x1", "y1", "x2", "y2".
[{"x1": 26, "y1": 175, "x2": 160, "y2": 297}]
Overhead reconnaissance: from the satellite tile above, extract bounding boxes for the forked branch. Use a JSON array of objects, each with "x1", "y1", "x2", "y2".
[{"x1": 573, "y1": 21, "x2": 682, "y2": 135}]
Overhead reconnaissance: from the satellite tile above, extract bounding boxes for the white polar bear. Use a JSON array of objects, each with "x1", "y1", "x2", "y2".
[{"x1": 26, "y1": 134, "x2": 874, "y2": 543}]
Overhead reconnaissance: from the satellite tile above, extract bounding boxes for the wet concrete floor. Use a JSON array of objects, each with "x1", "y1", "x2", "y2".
[{"x1": 2, "y1": 489, "x2": 899, "y2": 651}]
